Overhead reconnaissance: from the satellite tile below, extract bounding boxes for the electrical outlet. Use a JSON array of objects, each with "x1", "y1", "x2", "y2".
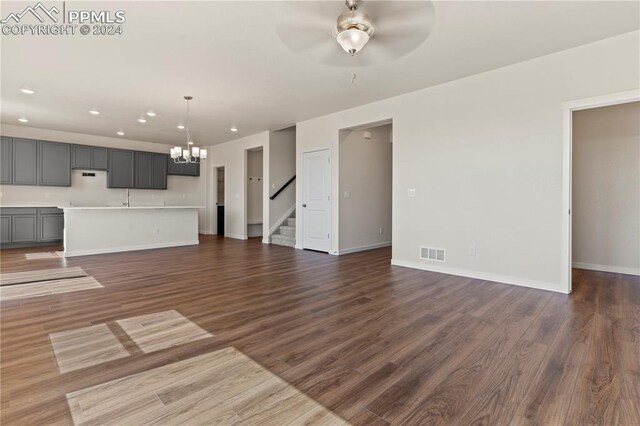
[
  {"x1": 379, "y1": 227, "x2": 383, "y2": 235},
  {"x1": 344, "y1": 190, "x2": 350, "y2": 199},
  {"x1": 468, "y1": 245, "x2": 477, "y2": 256},
  {"x1": 153, "y1": 227, "x2": 160, "y2": 236},
  {"x1": 408, "y1": 188, "x2": 416, "y2": 198}
]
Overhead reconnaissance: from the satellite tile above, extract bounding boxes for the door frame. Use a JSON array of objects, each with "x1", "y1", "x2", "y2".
[
  {"x1": 211, "y1": 165, "x2": 226, "y2": 235},
  {"x1": 561, "y1": 89, "x2": 639, "y2": 293},
  {"x1": 301, "y1": 145, "x2": 333, "y2": 252}
]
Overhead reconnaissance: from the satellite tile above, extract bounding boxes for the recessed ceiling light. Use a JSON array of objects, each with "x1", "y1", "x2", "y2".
[
  {"x1": 230, "y1": 127, "x2": 238, "y2": 132},
  {"x1": 146, "y1": 111, "x2": 156, "y2": 117},
  {"x1": 117, "y1": 131, "x2": 125, "y2": 136},
  {"x1": 21, "y1": 88, "x2": 35, "y2": 95},
  {"x1": 177, "y1": 124, "x2": 185, "y2": 130},
  {"x1": 89, "y1": 109, "x2": 100, "y2": 115},
  {"x1": 138, "y1": 118, "x2": 147, "y2": 123},
  {"x1": 18, "y1": 118, "x2": 29, "y2": 123}
]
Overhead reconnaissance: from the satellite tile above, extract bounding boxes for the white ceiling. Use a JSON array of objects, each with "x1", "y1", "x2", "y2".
[{"x1": 2, "y1": 1, "x2": 638, "y2": 146}]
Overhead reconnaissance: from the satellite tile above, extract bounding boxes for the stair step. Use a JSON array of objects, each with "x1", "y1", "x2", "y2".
[
  {"x1": 279, "y1": 225, "x2": 295, "y2": 237},
  {"x1": 271, "y1": 234, "x2": 295, "y2": 248},
  {"x1": 286, "y1": 218, "x2": 296, "y2": 227}
]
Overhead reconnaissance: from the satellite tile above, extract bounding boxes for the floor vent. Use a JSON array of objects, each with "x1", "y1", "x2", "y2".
[{"x1": 420, "y1": 247, "x2": 446, "y2": 262}]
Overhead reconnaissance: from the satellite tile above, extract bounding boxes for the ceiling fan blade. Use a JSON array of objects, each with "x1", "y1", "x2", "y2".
[
  {"x1": 276, "y1": 1, "x2": 344, "y2": 53},
  {"x1": 364, "y1": 1, "x2": 435, "y2": 32},
  {"x1": 276, "y1": 1, "x2": 436, "y2": 67},
  {"x1": 276, "y1": 22, "x2": 332, "y2": 53}
]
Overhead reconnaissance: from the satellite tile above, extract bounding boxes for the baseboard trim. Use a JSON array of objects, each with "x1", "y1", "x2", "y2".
[
  {"x1": 224, "y1": 233, "x2": 247, "y2": 240},
  {"x1": 390, "y1": 258, "x2": 566, "y2": 294},
  {"x1": 338, "y1": 242, "x2": 391, "y2": 255},
  {"x1": 64, "y1": 240, "x2": 200, "y2": 257},
  {"x1": 572, "y1": 262, "x2": 640, "y2": 276}
]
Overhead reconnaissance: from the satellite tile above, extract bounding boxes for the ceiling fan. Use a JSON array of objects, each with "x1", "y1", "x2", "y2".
[{"x1": 276, "y1": 0, "x2": 435, "y2": 67}]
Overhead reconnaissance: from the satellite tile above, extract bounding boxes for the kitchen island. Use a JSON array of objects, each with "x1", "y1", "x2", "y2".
[{"x1": 59, "y1": 206, "x2": 203, "y2": 257}]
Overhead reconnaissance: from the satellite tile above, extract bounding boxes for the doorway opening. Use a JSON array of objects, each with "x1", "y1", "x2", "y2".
[
  {"x1": 246, "y1": 147, "x2": 264, "y2": 239},
  {"x1": 215, "y1": 166, "x2": 225, "y2": 236},
  {"x1": 338, "y1": 121, "x2": 393, "y2": 254},
  {"x1": 571, "y1": 101, "x2": 640, "y2": 280}
]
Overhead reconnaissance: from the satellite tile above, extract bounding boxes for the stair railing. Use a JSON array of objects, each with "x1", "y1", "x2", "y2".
[{"x1": 269, "y1": 175, "x2": 296, "y2": 200}]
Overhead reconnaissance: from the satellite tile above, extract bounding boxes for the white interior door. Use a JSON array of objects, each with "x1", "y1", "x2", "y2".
[{"x1": 302, "y1": 149, "x2": 331, "y2": 252}]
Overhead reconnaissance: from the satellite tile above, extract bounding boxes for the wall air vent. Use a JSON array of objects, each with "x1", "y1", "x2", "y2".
[{"x1": 420, "y1": 246, "x2": 446, "y2": 262}]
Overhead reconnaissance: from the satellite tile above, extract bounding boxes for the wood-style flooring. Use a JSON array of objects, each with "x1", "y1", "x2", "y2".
[
  {"x1": 66, "y1": 346, "x2": 347, "y2": 425},
  {"x1": 49, "y1": 324, "x2": 129, "y2": 373},
  {"x1": 1, "y1": 236, "x2": 639, "y2": 425},
  {"x1": 0, "y1": 276, "x2": 103, "y2": 302},
  {"x1": 116, "y1": 309, "x2": 213, "y2": 353},
  {"x1": 0, "y1": 267, "x2": 87, "y2": 286}
]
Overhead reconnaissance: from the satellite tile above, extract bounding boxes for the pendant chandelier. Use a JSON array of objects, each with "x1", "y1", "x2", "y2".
[{"x1": 170, "y1": 96, "x2": 207, "y2": 163}]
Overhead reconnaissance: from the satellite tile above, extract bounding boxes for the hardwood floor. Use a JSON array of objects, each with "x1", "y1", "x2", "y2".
[
  {"x1": 1, "y1": 236, "x2": 638, "y2": 425},
  {"x1": 116, "y1": 309, "x2": 213, "y2": 353}
]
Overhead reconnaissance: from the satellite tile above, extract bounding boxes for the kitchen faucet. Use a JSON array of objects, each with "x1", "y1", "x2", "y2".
[{"x1": 123, "y1": 188, "x2": 130, "y2": 207}]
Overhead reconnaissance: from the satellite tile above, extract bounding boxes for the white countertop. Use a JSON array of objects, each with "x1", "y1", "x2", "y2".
[{"x1": 59, "y1": 205, "x2": 205, "y2": 210}]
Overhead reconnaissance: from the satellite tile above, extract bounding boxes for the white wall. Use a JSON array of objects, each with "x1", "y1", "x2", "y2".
[
  {"x1": 339, "y1": 124, "x2": 392, "y2": 253},
  {"x1": 296, "y1": 31, "x2": 640, "y2": 293},
  {"x1": 0, "y1": 125, "x2": 208, "y2": 232},
  {"x1": 268, "y1": 127, "x2": 296, "y2": 230},
  {"x1": 572, "y1": 102, "x2": 640, "y2": 275},
  {"x1": 205, "y1": 132, "x2": 269, "y2": 240}
]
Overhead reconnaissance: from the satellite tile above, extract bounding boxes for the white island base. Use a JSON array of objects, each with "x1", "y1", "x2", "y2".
[{"x1": 60, "y1": 206, "x2": 202, "y2": 257}]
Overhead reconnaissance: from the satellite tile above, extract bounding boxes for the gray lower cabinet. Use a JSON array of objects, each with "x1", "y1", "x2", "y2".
[
  {"x1": 72, "y1": 145, "x2": 108, "y2": 170},
  {"x1": 12, "y1": 214, "x2": 37, "y2": 243},
  {"x1": 0, "y1": 207, "x2": 64, "y2": 247},
  {"x1": 38, "y1": 141, "x2": 71, "y2": 186},
  {"x1": 39, "y1": 213, "x2": 64, "y2": 242},
  {"x1": 0, "y1": 215, "x2": 11, "y2": 243},
  {"x1": 12, "y1": 138, "x2": 38, "y2": 185},
  {"x1": 1, "y1": 137, "x2": 12, "y2": 184},
  {"x1": 108, "y1": 149, "x2": 135, "y2": 188}
]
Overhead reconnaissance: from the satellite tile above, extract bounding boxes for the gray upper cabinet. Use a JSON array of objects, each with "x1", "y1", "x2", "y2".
[
  {"x1": 135, "y1": 152, "x2": 167, "y2": 190},
  {"x1": 91, "y1": 147, "x2": 108, "y2": 170},
  {"x1": 152, "y1": 153, "x2": 168, "y2": 189},
  {"x1": 108, "y1": 149, "x2": 135, "y2": 188},
  {"x1": 72, "y1": 145, "x2": 92, "y2": 169},
  {"x1": 167, "y1": 159, "x2": 200, "y2": 176},
  {"x1": 12, "y1": 138, "x2": 38, "y2": 185},
  {"x1": 72, "y1": 145, "x2": 108, "y2": 170},
  {"x1": 135, "y1": 151, "x2": 153, "y2": 189},
  {"x1": 38, "y1": 141, "x2": 71, "y2": 186},
  {"x1": 1, "y1": 137, "x2": 12, "y2": 184}
]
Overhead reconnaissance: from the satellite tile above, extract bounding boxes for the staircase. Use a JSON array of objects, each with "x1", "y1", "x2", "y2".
[{"x1": 271, "y1": 214, "x2": 296, "y2": 248}]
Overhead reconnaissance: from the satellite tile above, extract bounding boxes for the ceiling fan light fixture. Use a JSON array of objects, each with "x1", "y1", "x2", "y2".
[{"x1": 336, "y1": 28, "x2": 370, "y2": 55}]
